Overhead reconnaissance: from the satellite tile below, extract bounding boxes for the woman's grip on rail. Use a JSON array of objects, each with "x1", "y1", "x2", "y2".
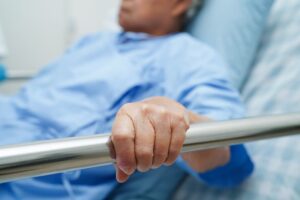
[{"x1": 111, "y1": 96, "x2": 230, "y2": 183}]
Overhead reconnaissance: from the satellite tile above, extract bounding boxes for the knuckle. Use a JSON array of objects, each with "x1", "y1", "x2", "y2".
[
  {"x1": 112, "y1": 130, "x2": 134, "y2": 142},
  {"x1": 139, "y1": 103, "x2": 155, "y2": 118},
  {"x1": 157, "y1": 106, "x2": 168, "y2": 117},
  {"x1": 143, "y1": 104, "x2": 166, "y2": 116},
  {"x1": 171, "y1": 113, "x2": 184, "y2": 123},
  {"x1": 177, "y1": 117, "x2": 190, "y2": 130},
  {"x1": 140, "y1": 103, "x2": 150, "y2": 114},
  {"x1": 136, "y1": 147, "x2": 153, "y2": 159},
  {"x1": 184, "y1": 121, "x2": 190, "y2": 130},
  {"x1": 120, "y1": 103, "x2": 133, "y2": 113},
  {"x1": 174, "y1": 113, "x2": 183, "y2": 120},
  {"x1": 170, "y1": 111, "x2": 189, "y2": 128}
]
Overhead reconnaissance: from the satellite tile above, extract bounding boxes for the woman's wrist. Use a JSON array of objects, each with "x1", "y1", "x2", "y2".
[{"x1": 182, "y1": 111, "x2": 231, "y2": 173}]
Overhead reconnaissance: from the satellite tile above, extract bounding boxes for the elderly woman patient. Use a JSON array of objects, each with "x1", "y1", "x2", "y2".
[{"x1": 0, "y1": 0, "x2": 254, "y2": 199}]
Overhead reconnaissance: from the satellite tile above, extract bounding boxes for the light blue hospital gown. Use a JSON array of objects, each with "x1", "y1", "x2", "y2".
[{"x1": 0, "y1": 32, "x2": 254, "y2": 199}]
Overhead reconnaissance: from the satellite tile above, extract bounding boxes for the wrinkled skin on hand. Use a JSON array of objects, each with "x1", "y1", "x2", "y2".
[{"x1": 110, "y1": 97, "x2": 230, "y2": 183}]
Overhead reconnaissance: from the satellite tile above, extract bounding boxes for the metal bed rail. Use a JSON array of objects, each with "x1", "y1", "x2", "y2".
[{"x1": 0, "y1": 113, "x2": 300, "y2": 183}]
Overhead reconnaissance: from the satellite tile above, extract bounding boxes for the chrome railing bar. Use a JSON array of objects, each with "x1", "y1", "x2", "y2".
[{"x1": 0, "y1": 113, "x2": 300, "y2": 183}]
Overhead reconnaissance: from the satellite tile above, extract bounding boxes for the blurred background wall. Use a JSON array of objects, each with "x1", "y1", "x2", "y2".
[{"x1": 0, "y1": 0, "x2": 121, "y2": 73}]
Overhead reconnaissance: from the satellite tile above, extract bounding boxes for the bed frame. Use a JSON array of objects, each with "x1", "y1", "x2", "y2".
[{"x1": 0, "y1": 112, "x2": 299, "y2": 183}]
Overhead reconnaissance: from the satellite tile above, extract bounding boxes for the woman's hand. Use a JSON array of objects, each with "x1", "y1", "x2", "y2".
[
  {"x1": 110, "y1": 96, "x2": 190, "y2": 183},
  {"x1": 110, "y1": 96, "x2": 231, "y2": 183}
]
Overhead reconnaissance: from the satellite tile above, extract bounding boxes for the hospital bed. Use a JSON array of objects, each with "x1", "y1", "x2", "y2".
[
  {"x1": 1, "y1": 0, "x2": 300, "y2": 199},
  {"x1": 174, "y1": 0, "x2": 300, "y2": 199}
]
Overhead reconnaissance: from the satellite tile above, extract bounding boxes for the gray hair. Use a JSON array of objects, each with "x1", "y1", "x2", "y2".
[{"x1": 186, "y1": 0, "x2": 203, "y2": 21}]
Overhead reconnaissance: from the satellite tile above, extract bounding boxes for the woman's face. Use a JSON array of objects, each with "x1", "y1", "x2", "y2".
[{"x1": 118, "y1": 0, "x2": 190, "y2": 35}]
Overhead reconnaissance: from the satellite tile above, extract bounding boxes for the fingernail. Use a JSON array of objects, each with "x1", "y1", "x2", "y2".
[
  {"x1": 119, "y1": 165, "x2": 134, "y2": 175},
  {"x1": 164, "y1": 162, "x2": 173, "y2": 167},
  {"x1": 151, "y1": 165, "x2": 160, "y2": 169},
  {"x1": 116, "y1": 175, "x2": 127, "y2": 183},
  {"x1": 137, "y1": 166, "x2": 148, "y2": 172},
  {"x1": 117, "y1": 178, "x2": 126, "y2": 183}
]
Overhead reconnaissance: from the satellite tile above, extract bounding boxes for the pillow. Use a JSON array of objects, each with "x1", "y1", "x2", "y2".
[{"x1": 186, "y1": 0, "x2": 274, "y2": 89}]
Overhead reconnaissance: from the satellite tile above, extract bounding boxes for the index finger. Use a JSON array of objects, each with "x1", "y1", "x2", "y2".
[{"x1": 111, "y1": 113, "x2": 136, "y2": 176}]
